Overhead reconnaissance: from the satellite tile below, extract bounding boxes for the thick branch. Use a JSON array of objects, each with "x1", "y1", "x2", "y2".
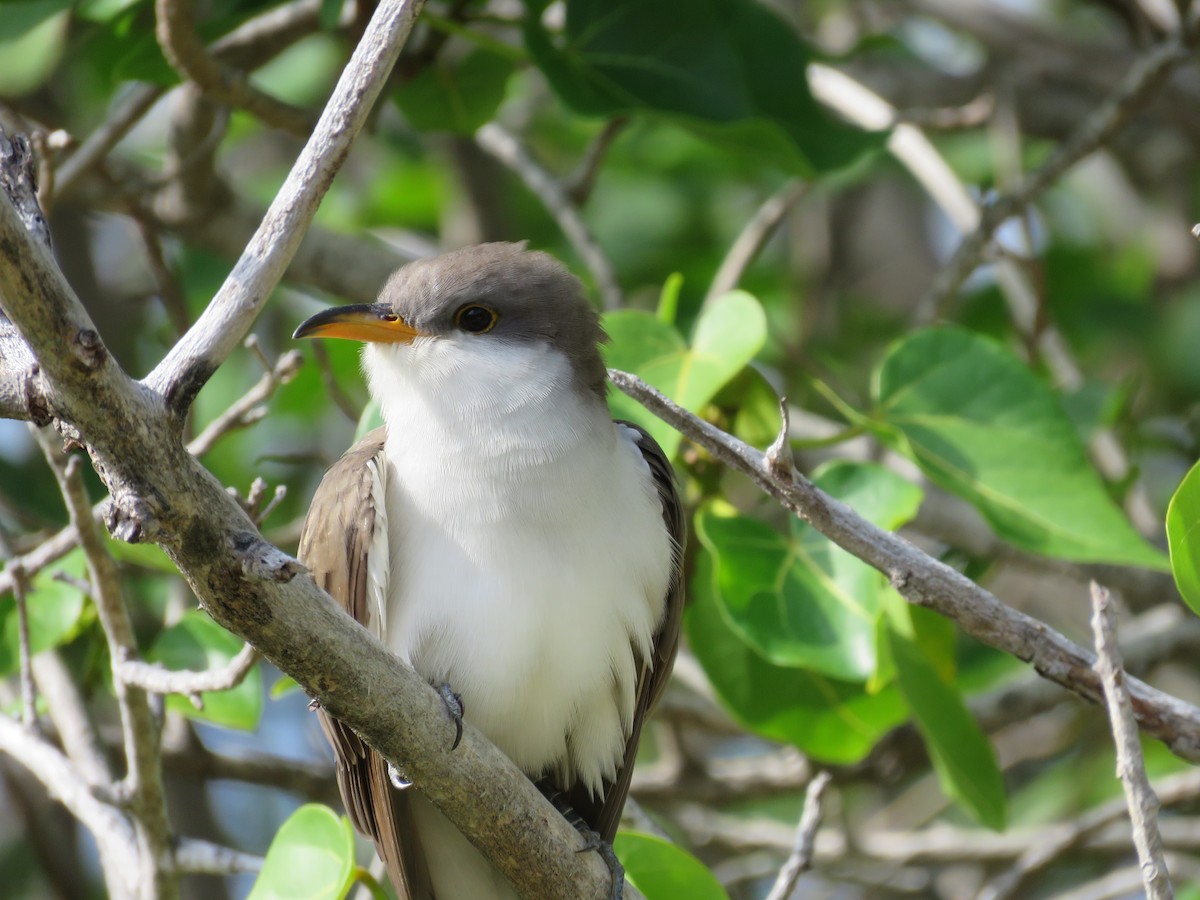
[{"x1": 607, "y1": 370, "x2": 1200, "y2": 763}]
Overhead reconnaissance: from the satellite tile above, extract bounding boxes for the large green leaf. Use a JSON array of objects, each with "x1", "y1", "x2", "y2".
[
  {"x1": 614, "y1": 832, "x2": 727, "y2": 900},
  {"x1": 686, "y1": 552, "x2": 908, "y2": 764},
  {"x1": 149, "y1": 610, "x2": 262, "y2": 731},
  {"x1": 886, "y1": 623, "x2": 1007, "y2": 830},
  {"x1": 695, "y1": 462, "x2": 922, "y2": 681},
  {"x1": 523, "y1": 0, "x2": 881, "y2": 175},
  {"x1": 0, "y1": 550, "x2": 88, "y2": 675},
  {"x1": 873, "y1": 327, "x2": 1166, "y2": 570},
  {"x1": 394, "y1": 48, "x2": 517, "y2": 134},
  {"x1": 604, "y1": 290, "x2": 766, "y2": 457},
  {"x1": 1167, "y1": 458, "x2": 1200, "y2": 615},
  {"x1": 248, "y1": 804, "x2": 355, "y2": 900}
]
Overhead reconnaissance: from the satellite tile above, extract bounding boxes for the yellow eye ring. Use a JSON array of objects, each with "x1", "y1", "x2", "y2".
[{"x1": 454, "y1": 304, "x2": 499, "y2": 334}]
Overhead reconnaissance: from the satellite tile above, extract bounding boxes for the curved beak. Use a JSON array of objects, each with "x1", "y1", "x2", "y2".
[{"x1": 293, "y1": 303, "x2": 426, "y2": 344}]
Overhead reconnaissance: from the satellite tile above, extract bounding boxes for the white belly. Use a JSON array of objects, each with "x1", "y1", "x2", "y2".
[{"x1": 379, "y1": 418, "x2": 671, "y2": 794}]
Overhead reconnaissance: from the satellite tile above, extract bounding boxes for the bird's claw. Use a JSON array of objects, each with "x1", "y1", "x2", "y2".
[
  {"x1": 537, "y1": 780, "x2": 624, "y2": 900},
  {"x1": 432, "y1": 681, "x2": 464, "y2": 750}
]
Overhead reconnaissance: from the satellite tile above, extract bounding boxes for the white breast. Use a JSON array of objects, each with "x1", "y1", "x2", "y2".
[{"x1": 364, "y1": 337, "x2": 672, "y2": 795}]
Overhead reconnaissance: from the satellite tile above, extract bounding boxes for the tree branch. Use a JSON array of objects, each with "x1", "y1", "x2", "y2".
[
  {"x1": 1089, "y1": 582, "x2": 1173, "y2": 900},
  {"x1": 144, "y1": 0, "x2": 427, "y2": 418},
  {"x1": 476, "y1": 122, "x2": 623, "y2": 310},
  {"x1": 607, "y1": 369, "x2": 1200, "y2": 763}
]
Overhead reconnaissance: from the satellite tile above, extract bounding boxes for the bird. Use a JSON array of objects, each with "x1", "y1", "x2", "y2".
[{"x1": 293, "y1": 242, "x2": 684, "y2": 899}]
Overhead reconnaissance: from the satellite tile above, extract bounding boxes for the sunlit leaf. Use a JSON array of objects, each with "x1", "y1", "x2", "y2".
[
  {"x1": 695, "y1": 462, "x2": 922, "y2": 681},
  {"x1": 0, "y1": 550, "x2": 88, "y2": 675},
  {"x1": 1167, "y1": 458, "x2": 1200, "y2": 616},
  {"x1": 248, "y1": 804, "x2": 355, "y2": 900},
  {"x1": 887, "y1": 623, "x2": 1007, "y2": 830},
  {"x1": 686, "y1": 552, "x2": 908, "y2": 764},
  {"x1": 872, "y1": 327, "x2": 1165, "y2": 570},
  {"x1": 615, "y1": 832, "x2": 728, "y2": 900},
  {"x1": 604, "y1": 291, "x2": 766, "y2": 456}
]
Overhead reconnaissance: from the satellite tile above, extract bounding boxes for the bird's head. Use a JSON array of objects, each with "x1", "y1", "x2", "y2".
[{"x1": 294, "y1": 242, "x2": 608, "y2": 401}]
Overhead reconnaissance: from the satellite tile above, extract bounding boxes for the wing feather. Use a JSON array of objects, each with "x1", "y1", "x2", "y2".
[
  {"x1": 298, "y1": 427, "x2": 433, "y2": 899},
  {"x1": 568, "y1": 421, "x2": 686, "y2": 841}
]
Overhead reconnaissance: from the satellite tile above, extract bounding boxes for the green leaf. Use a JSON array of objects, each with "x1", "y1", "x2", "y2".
[
  {"x1": 873, "y1": 327, "x2": 1166, "y2": 570},
  {"x1": 394, "y1": 48, "x2": 516, "y2": 134},
  {"x1": 354, "y1": 397, "x2": 384, "y2": 442},
  {"x1": 149, "y1": 611, "x2": 262, "y2": 731},
  {"x1": 886, "y1": 624, "x2": 1007, "y2": 830},
  {"x1": 248, "y1": 804, "x2": 355, "y2": 900},
  {"x1": 523, "y1": 0, "x2": 882, "y2": 174},
  {"x1": 0, "y1": 551, "x2": 88, "y2": 675},
  {"x1": 106, "y1": 536, "x2": 179, "y2": 574},
  {"x1": 604, "y1": 291, "x2": 766, "y2": 456},
  {"x1": 0, "y1": 0, "x2": 70, "y2": 95},
  {"x1": 695, "y1": 462, "x2": 922, "y2": 681},
  {"x1": 1167, "y1": 458, "x2": 1200, "y2": 615},
  {"x1": 614, "y1": 832, "x2": 727, "y2": 900},
  {"x1": 270, "y1": 675, "x2": 300, "y2": 699},
  {"x1": 685, "y1": 551, "x2": 908, "y2": 764}
]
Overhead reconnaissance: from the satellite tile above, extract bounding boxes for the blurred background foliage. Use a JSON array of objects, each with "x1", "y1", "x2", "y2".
[{"x1": 2, "y1": 0, "x2": 1200, "y2": 897}]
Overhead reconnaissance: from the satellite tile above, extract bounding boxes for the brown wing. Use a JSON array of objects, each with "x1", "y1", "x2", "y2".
[
  {"x1": 567, "y1": 421, "x2": 686, "y2": 842},
  {"x1": 298, "y1": 427, "x2": 432, "y2": 899}
]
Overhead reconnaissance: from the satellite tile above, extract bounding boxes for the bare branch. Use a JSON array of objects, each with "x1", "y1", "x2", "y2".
[
  {"x1": 706, "y1": 180, "x2": 807, "y2": 307},
  {"x1": 155, "y1": 0, "x2": 313, "y2": 137},
  {"x1": 51, "y1": 85, "x2": 165, "y2": 207},
  {"x1": 1089, "y1": 582, "x2": 1173, "y2": 900},
  {"x1": 607, "y1": 369, "x2": 1200, "y2": 763},
  {"x1": 36, "y1": 435, "x2": 176, "y2": 898},
  {"x1": 917, "y1": 21, "x2": 1198, "y2": 313},
  {"x1": 32, "y1": 650, "x2": 113, "y2": 788},
  {"x1": 0, "y1": 713, "x2": 138, "y2": 898},
  {"x1": 118, "y1": 643, "x2": 258, "y2": 703},
  {"x1": 765, "y1": 771, "x2": 832, "y2": 900},
  {"x1": 476, "y1": 122, "x2": 623, "y2": 310},
  {"x1": 187, "y1": 342, "x2": 304, "y2": 457},
  {"x1": 144, "y1": 0, "x2": 428, "y2": 417},
  {"x1": 172, "y1": 838, "x2": 263, "y2": 875}
]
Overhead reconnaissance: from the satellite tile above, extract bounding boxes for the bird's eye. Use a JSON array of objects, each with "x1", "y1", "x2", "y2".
[{"x1": 454, "y1": 304, "x2": 499, "y2": 334}]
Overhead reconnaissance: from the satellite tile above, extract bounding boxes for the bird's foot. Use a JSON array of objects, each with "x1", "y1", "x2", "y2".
[
  {"x1": 536, "y1": 780, "x2": 624, "y2": 900},
  {"x1": 431, "y1": 681, "x2": 464, "y2": 750}
]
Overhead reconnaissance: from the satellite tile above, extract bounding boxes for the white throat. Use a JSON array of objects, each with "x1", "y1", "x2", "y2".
[{"x1": 361, "y1": 336, "x2": 672, "y2": 792}]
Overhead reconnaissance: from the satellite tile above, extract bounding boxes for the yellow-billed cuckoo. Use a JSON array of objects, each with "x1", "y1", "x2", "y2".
[{"x1": 294, "y1": 243, "x2": 684, "y2": 899}]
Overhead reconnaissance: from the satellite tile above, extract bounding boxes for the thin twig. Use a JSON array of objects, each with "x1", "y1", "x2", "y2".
[
  {"x1": 171, "y1": 838, "x2": 263, "y2": 875},
  {"x1": 52, "y1": 85, "x2": 165, "y2": 206},
  {"x1": 1089, "y1": 582, "x2": 1173, "y2": 899},
  {"x1": 475, "y1": 122, "x2": 623, "y2": 310},
  {"x1": 705, "y1": 181, "x2": 807, "y2": 307},
  {"x1": 915, "y1": 22, "x2": 1197, "y2": 314},
  {"x1": 765, "y1": 771, "x2": 832, "y2": 900},
  {"x1": 36, "y1": 434, "x2": 176, "y2": 899},
  {"x1": 607, "y1": 369, "x2": 1200, "y2": 763},
  {"x1": 975, "y1": 770, "x2": 1200, "y2": 899},
  {"x1": 155, "y1": 0, "x2": 313, "y2": 137},
  {"x1": 118, "y1": 643, "x2": 258, "y2": 706},
  {"x1": 188, "y1": 343, "x2": 304, "y2": 457},
  {"x1": 564, "y1": 117, "x2": 629, "y2": 205},
  {"x1": 0, "y1": 713, "x2": 137, "y2": 898}
]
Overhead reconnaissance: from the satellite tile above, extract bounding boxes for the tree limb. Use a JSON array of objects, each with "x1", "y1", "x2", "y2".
[{"x1": 607, "y1": 369, "x2": 1200, "y2": 764}]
